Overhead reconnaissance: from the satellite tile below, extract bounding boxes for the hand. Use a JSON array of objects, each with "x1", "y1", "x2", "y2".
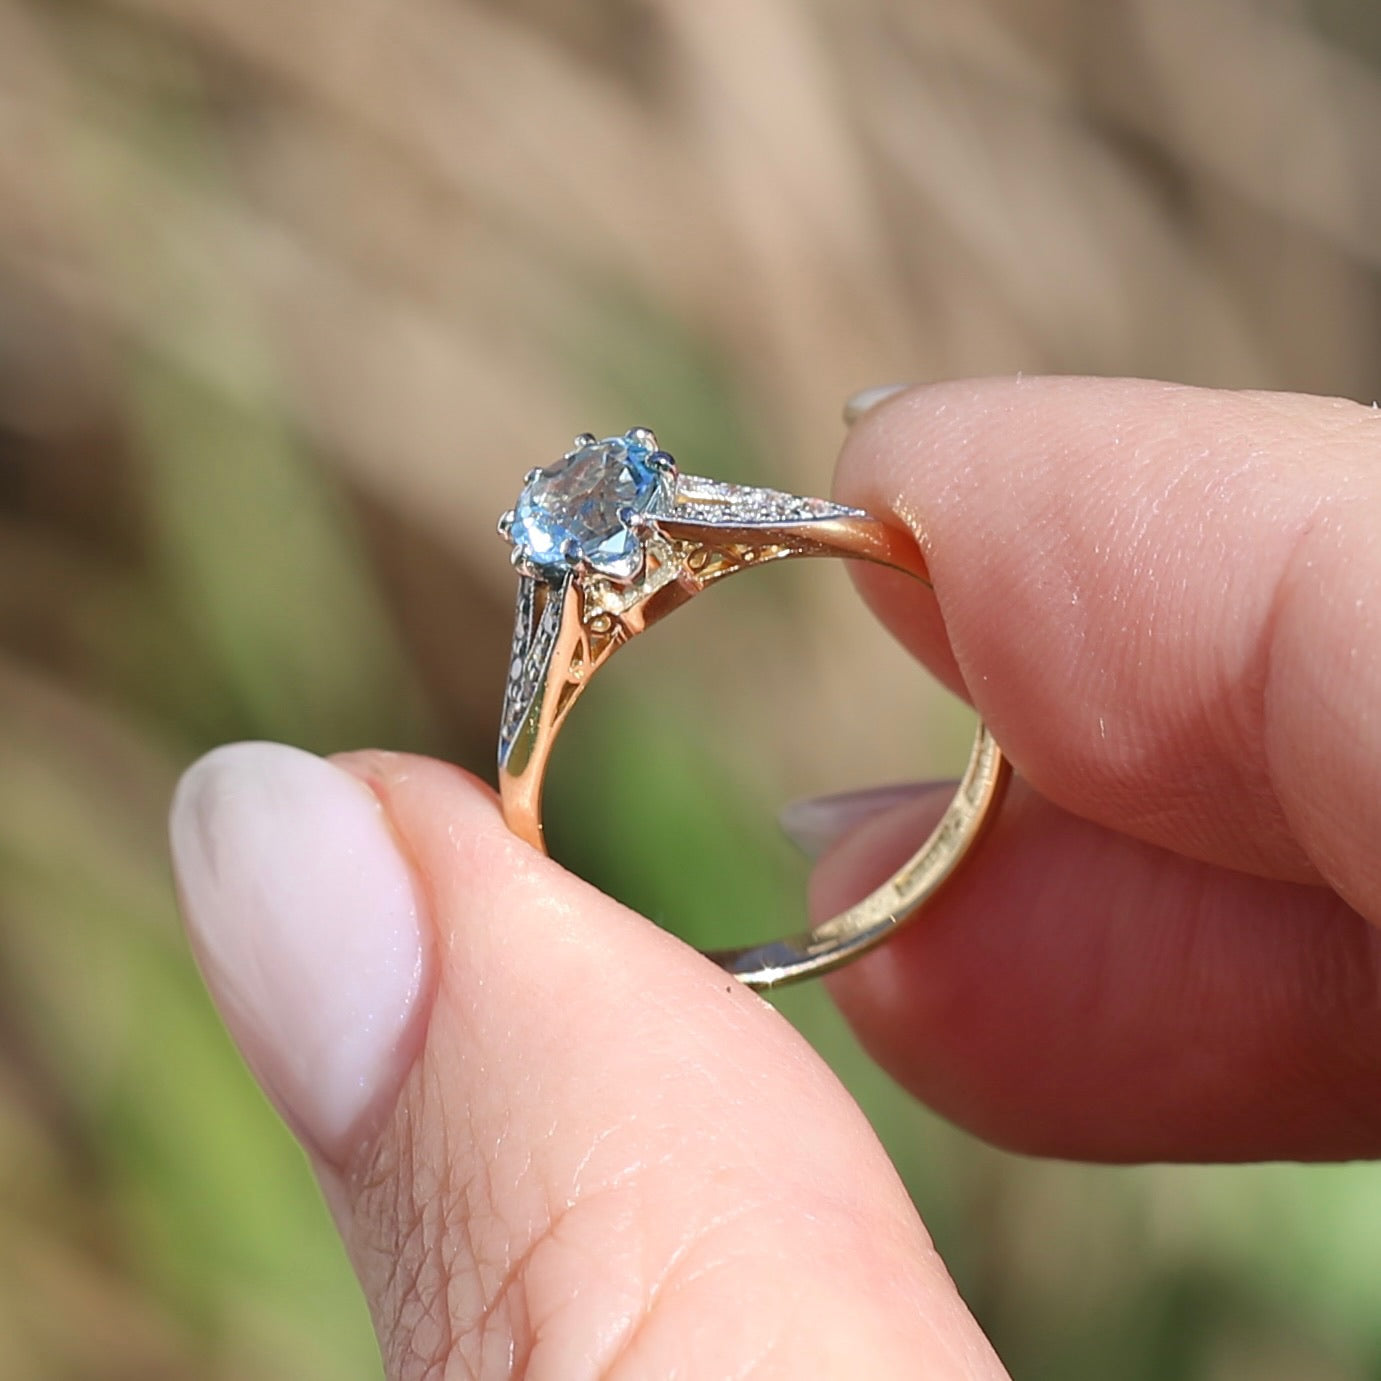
[
  {"x1": 169, "y1": 377, "x2": 1381, "y2": 1379},
  {"x1": 821, "y1": 376, "x2": 1381, "y2": 1164}
]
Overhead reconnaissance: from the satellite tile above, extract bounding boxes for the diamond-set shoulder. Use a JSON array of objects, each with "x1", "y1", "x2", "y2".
[{"x1": 668, "y1": 474, "x2": 865, "y2": 528}]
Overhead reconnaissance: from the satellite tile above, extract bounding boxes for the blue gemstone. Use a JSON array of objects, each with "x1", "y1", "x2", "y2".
[{"x1": 512, "y1": 435, "x2": 668, "y2": 579}]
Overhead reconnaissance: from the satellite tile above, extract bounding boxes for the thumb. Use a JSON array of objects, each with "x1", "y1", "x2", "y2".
[{"x1": 169, "y1": 742, "x2": 1005, "y2": 1380}]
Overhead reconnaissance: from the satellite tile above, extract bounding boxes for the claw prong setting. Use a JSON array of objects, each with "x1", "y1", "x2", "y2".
[{"x1": 506, "y1": 431, "x2": 677, "y2": 583}]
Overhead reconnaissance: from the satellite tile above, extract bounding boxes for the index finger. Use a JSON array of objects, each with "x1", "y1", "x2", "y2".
[{"x1": 837, "y1": 376, "x2": 1381, "y2": 921}]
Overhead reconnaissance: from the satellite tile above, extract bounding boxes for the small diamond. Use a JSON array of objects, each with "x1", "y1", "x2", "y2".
[{"x1": 511, "y1": 434, "x2": 671, "y2": 579}]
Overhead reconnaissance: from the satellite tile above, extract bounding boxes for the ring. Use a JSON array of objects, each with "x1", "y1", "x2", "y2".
[{"x1": 496, "y1": 428, "x2": 1011, "y2": 990}]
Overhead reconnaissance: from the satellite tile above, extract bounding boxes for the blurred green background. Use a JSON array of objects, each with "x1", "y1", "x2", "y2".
[{"x1": 2, "y1": 0, "x2": 1381, "y2": 1376}]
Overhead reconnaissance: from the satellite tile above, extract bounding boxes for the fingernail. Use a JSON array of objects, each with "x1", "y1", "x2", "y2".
[
  {"x1": 779, "y1": 781, "x2": 952, "y2": 859},
  {"x1": 843, "y1": 384, "x2": 911, "y2": 426},
  {"x1": 169, "y1": 742, "x2": 430, "y2": 1162}
]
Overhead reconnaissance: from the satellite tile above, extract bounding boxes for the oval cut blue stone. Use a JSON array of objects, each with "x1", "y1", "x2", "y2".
[{"x1": 512, "y1": 436, "x2": 667, "y2": 579}]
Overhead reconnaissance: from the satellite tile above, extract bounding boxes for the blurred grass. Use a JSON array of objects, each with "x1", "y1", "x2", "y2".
[
  {"x1": 1, "y1": 0, "x2": 1380, "y2": 1377},
  {"x1": 132, "y1": 352, "x2": 429, "y2": 755}
]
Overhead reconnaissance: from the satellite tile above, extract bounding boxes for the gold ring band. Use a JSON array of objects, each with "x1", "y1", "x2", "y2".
[{"x1": 497, "y1": 433, "x2": 1010, "y2": 990}]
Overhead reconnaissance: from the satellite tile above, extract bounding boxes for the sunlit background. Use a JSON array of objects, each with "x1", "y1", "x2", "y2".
[{"x1": 3, "y1": 0, "x2": 1381, "y2": 1376}]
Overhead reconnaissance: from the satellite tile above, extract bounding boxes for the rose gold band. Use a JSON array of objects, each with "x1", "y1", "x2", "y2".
[{"x1": 499, "y1": 511, "x2": 1010, "y2": 989}]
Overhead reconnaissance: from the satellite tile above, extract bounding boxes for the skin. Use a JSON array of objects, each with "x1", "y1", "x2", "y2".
[{"x1": 308, "y1": 377, "x2": 1381, "y2": 1378}]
